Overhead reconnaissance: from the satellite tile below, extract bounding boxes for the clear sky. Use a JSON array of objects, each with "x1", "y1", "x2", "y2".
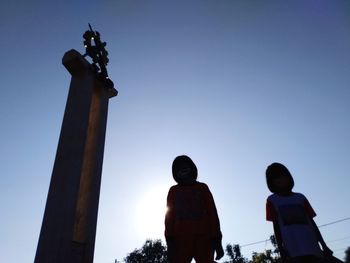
[{"x1": 1, "y1": 1, "x2": 350, "y2": 262}]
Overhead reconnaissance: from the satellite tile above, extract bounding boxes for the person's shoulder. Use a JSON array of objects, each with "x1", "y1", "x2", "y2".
[
  {"x1": 168, "y1": 184, "x2": 179, "y2": 192},
  {"x1": 196, "y1": 181, "x2": 209, "y2": 189},
  {"x1": 194, "y1": 182, "x2": 213, "y2": 193},
  {"x1": 267, "y1": 193, "x2": 277, "y2": 201},
  {"x1": 267, "y1": 193, "x2": 293, "y2": 204},
  {"x1": 292, "y1": 192, "x2": 307, "y2": 199}
]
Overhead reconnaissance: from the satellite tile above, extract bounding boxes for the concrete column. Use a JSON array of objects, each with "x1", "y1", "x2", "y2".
[{"x1": 34, "y1": 49, "x2": 117, "y2": 263}]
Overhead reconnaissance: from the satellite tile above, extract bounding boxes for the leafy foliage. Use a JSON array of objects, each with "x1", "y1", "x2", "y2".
[
  {"x1": 224, "y1": 244, "x2": 249, "y2": 263},
  {"x1": 123, "y1": 236, "x2": 350, "y2": 263},
  {"x1": 124, "y1": 239, "x2": 167, "y2": 263},
  {"x1": 123, "y1": 235, "x2": 284, "y2": 263},
  {"x1": 249, "y1": 235, "x2": 281, "y2": 263},
  {"x1": 251, "y1": 249, "x2": 280, "y2": 263}
]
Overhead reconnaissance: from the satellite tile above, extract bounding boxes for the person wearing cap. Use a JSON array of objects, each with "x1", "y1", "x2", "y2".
[{"x1": 165, "y1": 155, "x2": 224, "y2": 263}]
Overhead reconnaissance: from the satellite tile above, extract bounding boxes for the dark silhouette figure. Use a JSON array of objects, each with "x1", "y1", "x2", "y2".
[
  {"x1": 82, "y1": 24, "x2": 115, "y2": 92},
  {"x1": 165, "y1": 155, "x2": 224, "y2": 263},
  {"x1": 265, "y1": 163, "x2": 335, "y2": 263}
]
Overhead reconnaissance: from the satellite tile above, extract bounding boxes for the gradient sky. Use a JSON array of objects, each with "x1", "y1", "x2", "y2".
[{"x1": 1, "y1": 1, "x2": 350, "y2": 262}]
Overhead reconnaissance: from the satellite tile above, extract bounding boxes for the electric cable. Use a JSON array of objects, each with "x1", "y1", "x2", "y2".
[
  {"x1": 239, "y1": 217, "x2": 350, "y2": 248},
  {"x1": 318, "y1": 217, "x2": 350, "y2": 228}
]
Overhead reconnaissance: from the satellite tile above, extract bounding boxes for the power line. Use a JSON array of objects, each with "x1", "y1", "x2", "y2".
[
  {"x1": 239, "y1": 217, "x2": 350, "y2": 248},
  {"x1": 318, "y1": 217, "x2": 350, "y2": 228},
  {"x1": 241, "y1": 239, "x2": 270, "y2": 248},
  {"x1": 327, "y1": 235, "x2": 350, "y2": 243}
]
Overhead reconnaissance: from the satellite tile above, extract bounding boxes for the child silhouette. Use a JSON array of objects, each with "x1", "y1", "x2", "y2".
[
  {"x1": 165, "y1": 155, "x2": 224, "y2": 263},
  {"x1": 265, "y1": 162, "x2": 334, "y2": 263}
]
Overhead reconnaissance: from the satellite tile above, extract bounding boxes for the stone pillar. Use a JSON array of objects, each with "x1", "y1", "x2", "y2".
[{"x1": 34, "y1": 49, "x2": 117, "y2": 263}]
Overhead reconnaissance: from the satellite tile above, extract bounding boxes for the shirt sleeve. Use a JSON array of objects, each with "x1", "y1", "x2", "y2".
[
  {"x1": 303, "y1": 197, "x2": 317, "y2": 218},
  {"x1": 164, "y1": 187, "x2": 175, "y2": 239},
  {"x1": 203, "y1": 183, "x2": 222, "y2": 239},
  {"x1": 266, "y1": 199, "x2": 277, "y2": 221}
]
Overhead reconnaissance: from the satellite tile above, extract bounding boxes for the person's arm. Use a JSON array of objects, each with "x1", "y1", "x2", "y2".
[
  {"x1": 165, "y1": 187, "x2": 175, "y2": 238},
  {"x1": 310, "y1": 218, "x2": 333, "y2": 257},
  {"x1": 303, "y1": 197, "x2": 333, "y2": 257},
  {"x1": 203, "y1": 184, "x2": 224, "y2": 260},
  {"x1": 273, "y1": 220, "x2": 288, "y2": 261},
  {"x1": 204, "y1": 184, "x2": 221, "y2": 238},
  {"x1": 165, "y1": 188, "x2": 175, "y2": 260},
  {"x1": 266, "y1": 200, "x2": 288, "y2": 261}
]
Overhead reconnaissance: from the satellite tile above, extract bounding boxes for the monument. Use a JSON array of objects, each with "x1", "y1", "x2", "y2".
[{"x1": 34, "y1": 25, "x2": 118, "y2": 263}]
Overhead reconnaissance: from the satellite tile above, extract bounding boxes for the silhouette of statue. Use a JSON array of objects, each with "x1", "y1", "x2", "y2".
[
  {"x1": 265, "y1": 162, "x2": 339, "y2": 263},
  {"x1": 165, "y1": 155, "x2": 224, "y2": 263},
  {"x1": 82, "y1": 24, "x2": 115, "y2": 92}
]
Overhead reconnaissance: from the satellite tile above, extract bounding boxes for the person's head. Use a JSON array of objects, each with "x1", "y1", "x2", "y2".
[
  {"x1": 172, "y1": 155, "x2": 198, "y2": 185},
  {"x1": 266, "y1": 162, "x2": 294, "y2": 194}
]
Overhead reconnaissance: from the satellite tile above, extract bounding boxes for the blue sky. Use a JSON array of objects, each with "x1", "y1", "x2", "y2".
[{"x1": 0, "y1": 1, "x2": 350, "y2": 262}]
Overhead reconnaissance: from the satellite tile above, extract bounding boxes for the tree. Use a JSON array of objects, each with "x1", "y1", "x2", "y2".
[
  {"x1": 250, "y1": 236, "x2": 281, "y2": 263},
  {"x1": 345, "y1": 247, "x2": 350, "y2": 263},
  {"x1": 251, "y1": 249, "x2": 278, "y2": 263},
  {"x1": 123, "y1": 236, "x2": 284, "y2": 263},
  {"x1": 225, "y1": 244, "x2": 248, "y2": 263},
  {"x1": 124, "y1": 239, "x2": 168, "y2": 263}
]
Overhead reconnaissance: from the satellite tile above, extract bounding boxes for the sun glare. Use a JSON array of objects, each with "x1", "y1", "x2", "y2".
[{"x1": 134, "y1": 184, "x2": 168, "y2": 239}]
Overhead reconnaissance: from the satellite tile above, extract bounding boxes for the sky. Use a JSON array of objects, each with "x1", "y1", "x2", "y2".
[{"x1": 0, "y1": 0, "x2": 350, "y2": 262}]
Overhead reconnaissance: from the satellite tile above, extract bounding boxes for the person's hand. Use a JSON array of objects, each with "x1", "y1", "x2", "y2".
[
  {"x1": 322, "y1": 246, "x2": 333, "y2": 258},
  {"x1": 215, "y1": 243, "x2": 224, "y2": 260},
  {"x1": 166, "y1": 238, "x2": 175, "y2": 261},
  {"x1": 211, "y1": 238, "x2": 224, "y2": 260},
  {"x1": 279, "y1": 247, "x2": 289, "y2": 262}
]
